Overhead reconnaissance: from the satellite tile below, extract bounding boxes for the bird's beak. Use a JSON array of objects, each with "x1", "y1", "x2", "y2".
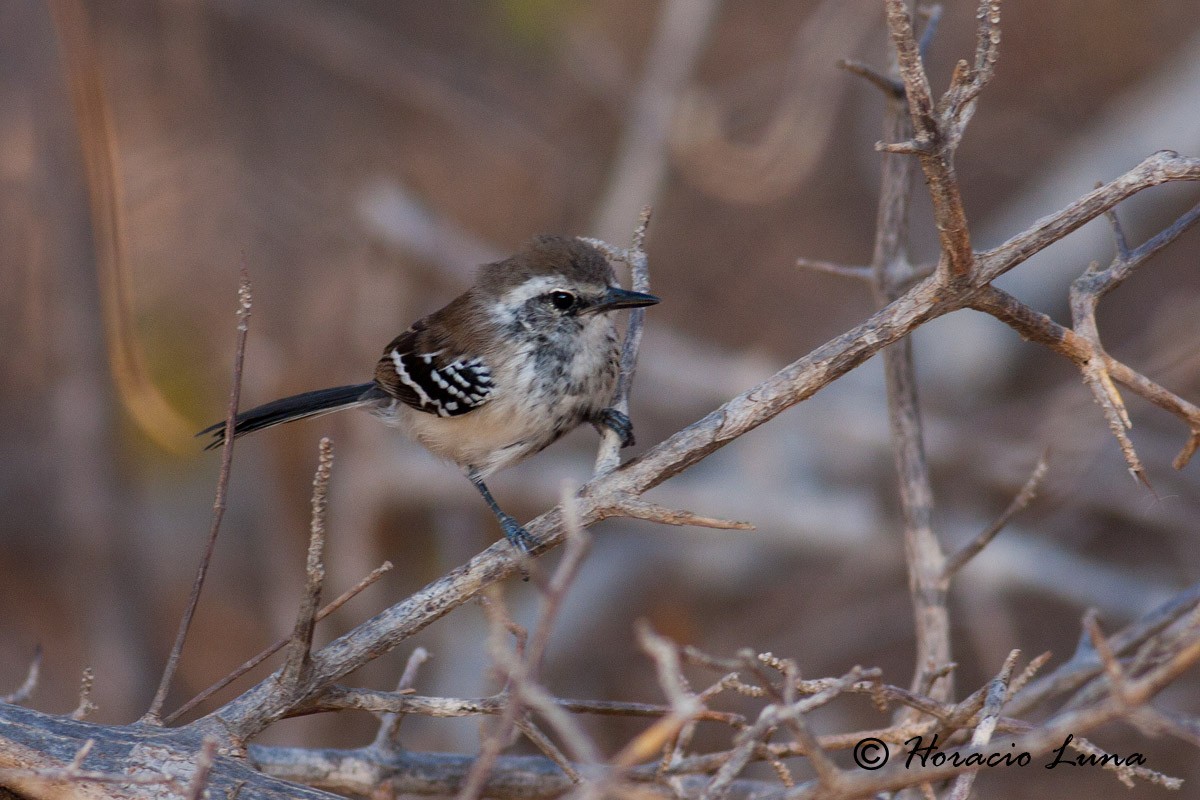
[{"x1": 583, "y1": 287, "x2": 661, "y2": 315}]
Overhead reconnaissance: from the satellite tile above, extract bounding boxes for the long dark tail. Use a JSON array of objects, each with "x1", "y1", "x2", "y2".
[{"x1": 199, "y1": 382, "x2": 384, "y2": 450}]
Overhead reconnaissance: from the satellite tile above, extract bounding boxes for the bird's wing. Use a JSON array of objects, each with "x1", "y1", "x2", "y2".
[{"x1": 374, "y1": 325, "x2": 496, "y2": 418}]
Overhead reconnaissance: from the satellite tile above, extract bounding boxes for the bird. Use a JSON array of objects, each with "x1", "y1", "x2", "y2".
[{"x1": 200, "y1": 235, "x2": 660, "y2": 553}]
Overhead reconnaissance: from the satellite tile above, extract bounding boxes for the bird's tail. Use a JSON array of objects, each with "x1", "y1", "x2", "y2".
[{"x1": 198, "y1": 382, "x2": 384, "y2": 450}]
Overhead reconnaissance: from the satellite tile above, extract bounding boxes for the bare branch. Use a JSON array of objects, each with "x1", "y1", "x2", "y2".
[
  {"x1": 1083, "y1": 611, "x2": 1129, "y2": 705},
  {"x1": 71, "y1": 667, "x2": 96, "y2": 721},
  {"x1": 527, "y1": 488, "x2": 592, "y2": 681},
  {"x1": 1, "y1": 646, "x2": 42, "y2": 705},
  {"x1": 1010, "y1": 582, "x2": 1200, "y2": 717},
  {"x1": 167, "y1": 560, "x2": 392, "y2": 723},
  {"x1": 614, "y1": 497, "x2": 755, "y2": 531},
  {"x1": 883, "y1": 0, "x2": 977, "y2": 280},
  {"x1": 942, "y1": 451, "x2": 1049, "y2": 579},
  {"x1": 970, "y1": 283, "x2": 1200, "y2": 473},
  {"x1": 837, "y1": 58, "x2": 902, "y2": 98},
  {"x1": 945, "y1": 649, "x2": 1018, "y2": 800},
  {"x1": 306, "y1": 687, "x2": 742, "y2": 726},
  {"x1": 514, "y1": 716, "x2": 581, "y2": 784},
  {"x1": 1068, "y1": 735, "x2": 1182, "y2": 790},
  {"x1": 145, "y1": 267, "x2": 252, "y2": 724},
  {"x1": 282, "y1": 438, "x2": 334, "y2": 693},
  {"x1": 372, "y1": 646, "x2": 431, "y2": 750},
  {"x1": 584, "y1": 205, "x2": 654, "y2": 476}
]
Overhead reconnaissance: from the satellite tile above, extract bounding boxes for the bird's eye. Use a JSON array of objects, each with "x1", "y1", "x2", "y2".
[{"x1": 547, "y1": 291, "x2": 576, "y2": 311}]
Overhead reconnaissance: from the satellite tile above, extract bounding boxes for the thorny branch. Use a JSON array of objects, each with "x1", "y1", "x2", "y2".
[{"x1": 864, "y1": 1, "x2": 951, "y2": 713}]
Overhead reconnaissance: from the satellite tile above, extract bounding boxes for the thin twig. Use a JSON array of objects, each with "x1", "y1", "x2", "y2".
[
  {"x1": 945, "y1": 649, "x2": 1018, "y2": 800},
  {"x1": 282, "y1": 438, "x2": 334, "y2": 692},
  {"x1": 304, "y1": 687, "x2": 743, "y2": 725},
  {"x1": 597, "y1": 623, "x2": 701, "y2": 794},
  {"x1": 780, "y1": 631, "x2": 1200, "y2": 798},
  {"x1": 837, "y1": 59, "x2": 903, "y2": 98},
  {"x1": 372, "y1": 646, "x2": 431, "y2": 750},
  {"x1": 71, "y1": 668, "x2": 96, "y2": 721},
  {"x1": 917, "y1": 4, "x2": 944, "y2": 59},
  {"x1": 1083, "y1": 611, "x2": 1129, "y2": 704},
  {"x1": 1068, "y1": 735, "x2": 1182, "y2": 790},
  {"x1": 456, "y1": 588, "x2": 526, "y2": 800},
  {"x1": 1008, "y1": 651, "x2": 1052, "y2": 697},
  {"x1": 457, "y1": 493, "x2": 601, "y2": 800},
  {"x1": 1066, "y1": 197, "x2": 1200, "y2": 477},
  {"x1": 942, "y1": 451, "x2": 1049, "y2": 579},
  {"x1": 166, "y1": 560, "x2": 392, "y2": 723},
  {"x1": 872, "y1": 0, "x2": 952, "y2": 713},
  {"x1": 970, "y1": 274, "x2": 1200, "y2": 475},
  {"x1": 527, "y1": 487, "x2": 592, "y2": 682},
  {"x1": 513, "y1": 716, "x2": 581, "y2": 783},
  {"x1": 145, "y1": 268, "x2": 251, "y2": 724},
  {"x1": 1, "y1": 646, "x2": 42, "y2": 705},
  {"x1": 613, "y1": 497, "x2": 754, "y2": 531},
  {"x1": 884, "y1": 0, "x2": 985, "y2": 281},
  {"x1": 587, "y1": 206, "x2": 654, "y2": 475},
  {"x1": 1009, "y1": 582, "x2": 1200, "y2": 717}
]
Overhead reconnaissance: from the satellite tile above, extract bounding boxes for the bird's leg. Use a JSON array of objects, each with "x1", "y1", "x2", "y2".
[
  {"x1": 466, "y1": 469, "x2": 537, "y2": 555},
  {"x1": 595, "y1": 407, "x2": 635, "y2": 448}
]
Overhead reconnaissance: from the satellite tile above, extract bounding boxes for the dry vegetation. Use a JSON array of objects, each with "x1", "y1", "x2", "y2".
[{"x1": 2, "y1": 1, "x2": 1200, "y2": 799}]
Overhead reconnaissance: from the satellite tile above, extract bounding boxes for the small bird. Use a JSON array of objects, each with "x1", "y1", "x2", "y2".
[{"x1": 200, "y1": 235, "x2": 659, "y2": 553}]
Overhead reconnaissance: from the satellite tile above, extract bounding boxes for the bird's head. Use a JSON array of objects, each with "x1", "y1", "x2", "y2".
[{"x1": 477, "y1": 235, "x2": 659, "y2": 336}]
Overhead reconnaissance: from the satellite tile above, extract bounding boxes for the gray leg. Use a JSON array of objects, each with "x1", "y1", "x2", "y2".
[
  {"x1": 595, "y1": 407, "x2": 635, "y2": 448},
  {"x1": 467, "y1": 469, "x2": 537, "y2": 554}
]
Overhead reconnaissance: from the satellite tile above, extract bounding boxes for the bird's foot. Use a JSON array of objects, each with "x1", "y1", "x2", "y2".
[
  {"x1": 499, "y1": 515, "x2": 538, "y2": 556},
  {"x1": 598, "y1": 407, "x2": 635, "y2": 448}
]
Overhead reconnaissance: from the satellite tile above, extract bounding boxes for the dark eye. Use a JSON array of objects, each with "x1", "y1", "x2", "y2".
[{"x1": 547, "y1": 291, "x2": 576, "y2": 311}]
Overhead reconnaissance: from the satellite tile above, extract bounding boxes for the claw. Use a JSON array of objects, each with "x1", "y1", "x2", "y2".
[
  {"x1": 500, "y1": 515, "x2": 538, "y2": 555},
  {"x1": 598, "y1": 408, "x2": 636, "y2": 448}
]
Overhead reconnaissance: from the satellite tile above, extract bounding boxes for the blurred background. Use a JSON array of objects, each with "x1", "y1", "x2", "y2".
[{"x1": 2, "y1": 0, "x2": 1199, "y2": 795}]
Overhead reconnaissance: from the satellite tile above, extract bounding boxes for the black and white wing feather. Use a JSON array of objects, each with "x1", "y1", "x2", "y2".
[{"x1": 375, "y1": 329, "x2": 495, "y2": 418}]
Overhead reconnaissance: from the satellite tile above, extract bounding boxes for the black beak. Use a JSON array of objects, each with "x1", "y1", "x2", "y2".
[{"x1": 584, "y1": 287, "x2": 661, "y2": 315}]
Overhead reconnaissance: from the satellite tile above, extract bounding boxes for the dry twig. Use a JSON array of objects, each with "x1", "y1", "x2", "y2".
[
  {"x1": 583, "y1": 205, "x2": 654, "y2": 475},
  {"x1": 1, "y1": 647, "x2": 42, "y2": 706},
  {"x1": 71, "y1": 667, "x2": 96, "y2": 721},
  {"x1": 372, "y1": 646, "x2": 431, "y2": 750},
  {"x1": 942, "y1": 452, "x2": 1049, "y2": 579},
  {"x1": 145, "y1": 268, "x2": 252, "y2": 724},
  {"x1": 166, "y1": 560, "x2": 392, "y2": 723},
  {"x1": 282, "y1": 438, "x2": 334, "y2": 693}
]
